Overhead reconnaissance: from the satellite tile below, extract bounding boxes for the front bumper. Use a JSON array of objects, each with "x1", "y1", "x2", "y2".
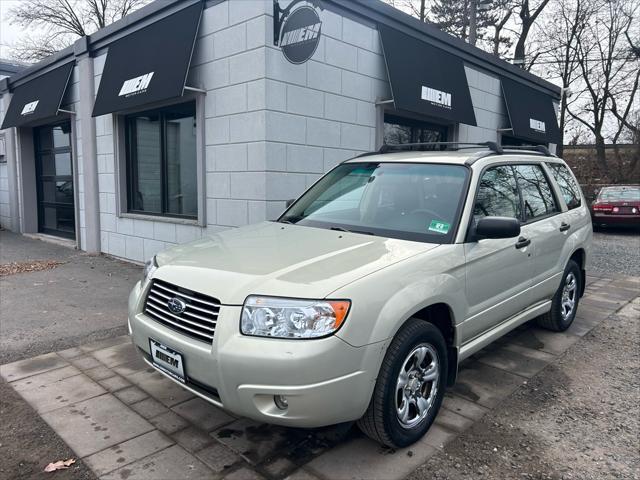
[{"x1": 128, "y1": 282, "x2": 383, "y2": 428}]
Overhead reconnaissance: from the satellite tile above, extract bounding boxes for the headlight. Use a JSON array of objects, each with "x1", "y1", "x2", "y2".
[
  {"x1": 142, "y1": 256, "x2": 158, "y2": 284},
  {"x1": 241, "y1": 296, "x2": 350, "y2": 339}
]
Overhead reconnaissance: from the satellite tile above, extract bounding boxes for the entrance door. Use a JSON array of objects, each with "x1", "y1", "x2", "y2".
[
  {"x1": 461, "y1": 164, "x2": 534, "y2": 344},
  {"x1": 34, "y1": 122, "x2": 75, "y2": 239}
]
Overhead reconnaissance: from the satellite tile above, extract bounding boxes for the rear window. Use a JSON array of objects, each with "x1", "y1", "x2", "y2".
[
  {"x1": 597, "y1": 186, "x2": 640, "y2": 202},
  {"x1": 548, "y1": 163, "x2": 582, "y2": 210}
]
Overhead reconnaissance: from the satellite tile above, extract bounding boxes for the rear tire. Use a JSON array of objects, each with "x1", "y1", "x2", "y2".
[
  {"x1": 537, "y1": 259, "x2": 582, "y2": 332},
  {"x1": 357, "y1": 319, "x2": 447, "y2": 448}
]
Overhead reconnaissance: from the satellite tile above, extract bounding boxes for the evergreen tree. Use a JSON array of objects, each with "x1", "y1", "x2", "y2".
[{"x1": 428, "y1": 0, "x2": 498, "y2": 42}]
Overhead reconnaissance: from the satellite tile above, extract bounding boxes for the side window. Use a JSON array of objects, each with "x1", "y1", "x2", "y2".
[
  {"x1": 548, "y1": 163, "x2": 582, "y2": 210},
  {"x1": 474, "y1": 166, "x2": 521, "y2": 222},
  {"x1": 514, "y1": 164, "x2": 559, "y2": 221}
]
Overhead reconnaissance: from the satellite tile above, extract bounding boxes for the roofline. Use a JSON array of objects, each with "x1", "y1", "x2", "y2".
[
  {"x1": 1, "y1": 0, "x2": 560, "y2": 100},
  {"x1": 327, "y1": 0, "x2": 561, "y2": 99},
  {"x1": 1, "y1": 0, "x2": 200, "y2": 91},
  {"x1": 0, "y1": 61, "x2": 26, "y2": 74}
]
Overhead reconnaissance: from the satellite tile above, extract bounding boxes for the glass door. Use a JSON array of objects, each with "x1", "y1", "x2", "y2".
[{"x1": 34, "y1": 122, "x2": 75, "y2": 239}]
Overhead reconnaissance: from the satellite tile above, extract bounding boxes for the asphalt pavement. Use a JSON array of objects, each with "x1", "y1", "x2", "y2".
[
  {"x1": 0, "y1": 231, "x2": 140, "y2": 364},
  {"x1": 591, "y1": 227, "x2": 640, "y2": 277}
]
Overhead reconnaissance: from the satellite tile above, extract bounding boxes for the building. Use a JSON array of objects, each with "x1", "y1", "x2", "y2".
[
  {"x1": 0, "y1": 60, "x2": 26, "y2": 80},
  {"x1": 0, "y1": 0, "x2": 561, "y2": 262},
  {"x1": 0, "y1": 59, "x2": 26, "y2": 212}
]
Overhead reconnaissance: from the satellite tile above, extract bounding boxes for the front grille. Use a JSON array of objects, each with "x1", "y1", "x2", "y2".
[{"x1": 144, "y1": 279, "x2": 220, "y2": 343}]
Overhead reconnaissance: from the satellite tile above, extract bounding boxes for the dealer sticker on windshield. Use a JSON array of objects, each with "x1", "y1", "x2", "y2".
[{"x1": 428, "y1": 220, "x2": 450, "y2": 235}]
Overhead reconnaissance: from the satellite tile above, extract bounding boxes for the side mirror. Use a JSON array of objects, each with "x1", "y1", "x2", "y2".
[
  {"x1": 285, "y1": 198, "x2": 295, "y2": 208},
  {"x1": 475, "y1": 216, "x2": 521, "y2": 240}
]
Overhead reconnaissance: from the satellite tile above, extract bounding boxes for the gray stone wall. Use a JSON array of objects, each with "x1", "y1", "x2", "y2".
[
  {"x1": 258, "y1": 5, "x2": 389, "y2": 220},
  {"x1": 0, "y1": 95, "x2": 10, "y2": 229},
  {"x1": 460, "y1": 66, "x2": 510, "y2": 143}
]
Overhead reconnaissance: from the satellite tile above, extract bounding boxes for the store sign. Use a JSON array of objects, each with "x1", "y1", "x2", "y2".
[
  {"x1": 279, "y1": 5, "x2": 322, "y2": 64},
  {"x1": 21, "y1": 100, "x2": 39, "y2": 116},
  {"x1": 119, "y1": 72, "x2": 154, "y2": 98},
  {"x1": 529, "y1": 118, "x2": 546, "y2": 133},
  {"x1": 421, "y1": 86, "x2": 452, "y2": 109}
]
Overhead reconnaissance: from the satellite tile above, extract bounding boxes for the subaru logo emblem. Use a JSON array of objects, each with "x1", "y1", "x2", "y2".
[{"x1": 167, "y1": 297, "x2": 186, "y2": 315}]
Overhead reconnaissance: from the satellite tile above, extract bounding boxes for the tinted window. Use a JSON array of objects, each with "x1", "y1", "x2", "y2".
[
  {"x1": 383, "y1": 115, "x2": 448, "y2": 149},
  {"x1": 548, "y1": 163, "x2": 581, "y2": 210},
  {"x1": 514, "y1": 164, "x2": 558, "y2": 220},
  {"x1": 281, "y1": 163, "x2": 468, "y2": 243},
  {"x1": 126, "y1": 101, "x2": 197, "y2": 218},
  {"x1": 474, "y1": 166, "x2": 521, "y2": 221}
]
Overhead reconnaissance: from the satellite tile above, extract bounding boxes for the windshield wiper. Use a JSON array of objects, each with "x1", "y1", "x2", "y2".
[{"x1": 330, "y1": 226, "x2": 375, "y2": 236}]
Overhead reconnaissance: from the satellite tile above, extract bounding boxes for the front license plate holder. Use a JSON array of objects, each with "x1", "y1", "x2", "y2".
[{"x1": 149, "y1": 338, "x2": 186, "y2": 383}]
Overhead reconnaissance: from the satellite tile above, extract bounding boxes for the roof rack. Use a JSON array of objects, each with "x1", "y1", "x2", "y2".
[
  {"x1": 376, "y1": 141, "x2": 504, "y2": 154},
  {"x1": 351, "y1": 141, "x2": 555, "y2": 162},
  {"x1": 500, "y1": 145, "x2": 554, "y2": 157}
]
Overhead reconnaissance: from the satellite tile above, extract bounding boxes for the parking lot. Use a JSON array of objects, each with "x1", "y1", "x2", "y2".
[
  {"x1": 1, "y1": 230, "x2": 638, "y2": 479},
  {"x1": 590, "y1": 228, "x2": 640, "y2": 277}
]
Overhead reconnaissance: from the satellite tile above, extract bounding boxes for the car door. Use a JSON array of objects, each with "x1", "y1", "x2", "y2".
[
  {"x1": 512, "y1": 163, "x2": 566, "y2": 303},
  {"x1": 462, "y1": 164, "x2": 535, "y2": 344}
]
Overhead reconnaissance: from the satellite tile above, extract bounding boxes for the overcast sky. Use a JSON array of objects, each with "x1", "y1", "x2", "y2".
[{"x1": 0, "y1": 0, "x2": 23, "y2": 60}]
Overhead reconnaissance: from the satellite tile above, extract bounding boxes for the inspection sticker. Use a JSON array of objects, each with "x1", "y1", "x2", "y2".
[{"x1": 428, "y1": 220, "x2": 450, "y2": 234}]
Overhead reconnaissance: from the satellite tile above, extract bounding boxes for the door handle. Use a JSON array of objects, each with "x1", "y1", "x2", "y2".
[
  {"x1": 559, "y1": 222, "x2": 571, "y2": 232},
  {"x1": 515, "y1": 237, "x2": 531, "y2": 249}
]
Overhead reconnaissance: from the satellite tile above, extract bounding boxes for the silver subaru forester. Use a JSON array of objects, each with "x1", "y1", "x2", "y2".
[{"x1": 128, "y1": 143, "x2": 592, "y2": 447}]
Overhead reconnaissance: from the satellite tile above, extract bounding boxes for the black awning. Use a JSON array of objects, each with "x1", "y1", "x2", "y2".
[
  {"x1": 379, "y1": 25, "x2": 476, "y2": 126},
  {"x1": 501, "y1": 78, "x2": 560, "y2": 144},
  {"x1": 92, "y1": 2, "x2": 202, "y2": 117},
  {"x1": 1, "y1": 62, "x2": 74, "y2": 129}
]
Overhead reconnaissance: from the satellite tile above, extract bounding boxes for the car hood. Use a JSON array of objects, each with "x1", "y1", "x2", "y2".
[{"x1": 154, "y1": 222, "x2": 439, "y2": 304}]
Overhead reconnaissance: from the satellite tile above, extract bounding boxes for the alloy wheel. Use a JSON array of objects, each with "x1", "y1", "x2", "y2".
[{"x1": 395, "y1": 343, "x2": 440, "y2": 429}]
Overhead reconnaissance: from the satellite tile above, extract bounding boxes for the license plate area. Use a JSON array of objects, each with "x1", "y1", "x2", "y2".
[{"x1": 149, "y1": 338, "x2": 186, "y2": 383}]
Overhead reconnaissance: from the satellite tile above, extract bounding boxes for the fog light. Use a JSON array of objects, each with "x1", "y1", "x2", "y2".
[{"x1": 274, "y1": 395, "x2": 288, "y2": 410}]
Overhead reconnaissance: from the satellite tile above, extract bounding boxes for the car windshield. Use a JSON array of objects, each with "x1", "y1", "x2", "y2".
[
  {"x1": 598, "y1": 187, "x2": 640, "y2": 201},
  {"x1": 279, "y1": 162, "x2": 469, "y2": 243}
]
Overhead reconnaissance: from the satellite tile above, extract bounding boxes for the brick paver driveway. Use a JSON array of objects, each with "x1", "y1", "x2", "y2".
[{"x1": 2, "y1": 273, "x2": 637, "y2": 480}]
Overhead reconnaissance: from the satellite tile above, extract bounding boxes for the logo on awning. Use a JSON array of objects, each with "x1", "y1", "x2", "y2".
[
  {"x1": 119, "y1": 72, "x2": 154, "y2": 98},
  {"x1": 21, "y1": 100, "x2": 39, "y2": 116},
  {"x1": 421, "y1": 86, "x2": 452, "y2": 109},
  {"x1": 529, "y1": 118, "x2": 546, "y2": 133},
  {"x1": 277, "y1": 4, "x2": 322, "y2": 65}
]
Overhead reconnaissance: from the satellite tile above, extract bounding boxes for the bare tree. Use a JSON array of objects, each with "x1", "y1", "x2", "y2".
[
  {"x1": 540, "y1": 0, "x2": 593, "y2": 157},
  {"x1": 567, "y1": 0, "x2": 639, "y2": 181},
  {"x1": 384, "y1": 0, "x2": 428, "y2": 21},
  {"x1": 512, "y1": 0, "x2": 551, "y2": 67},
  {"x1": 9, "y1": 0, "x2": 150, "y2": 62}
]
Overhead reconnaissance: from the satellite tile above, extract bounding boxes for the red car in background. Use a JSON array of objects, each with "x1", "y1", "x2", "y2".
[{"x1": 591, "y1": 185, "x2": 640, "y2": 228}]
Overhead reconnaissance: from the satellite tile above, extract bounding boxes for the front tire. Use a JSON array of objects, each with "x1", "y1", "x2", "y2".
[
  {"x1": 537, "y1": 259, "x2": 582, "y2": 332},
  {"x1": 357, "y1": 319, "x2": 447, "y2": 448}
]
